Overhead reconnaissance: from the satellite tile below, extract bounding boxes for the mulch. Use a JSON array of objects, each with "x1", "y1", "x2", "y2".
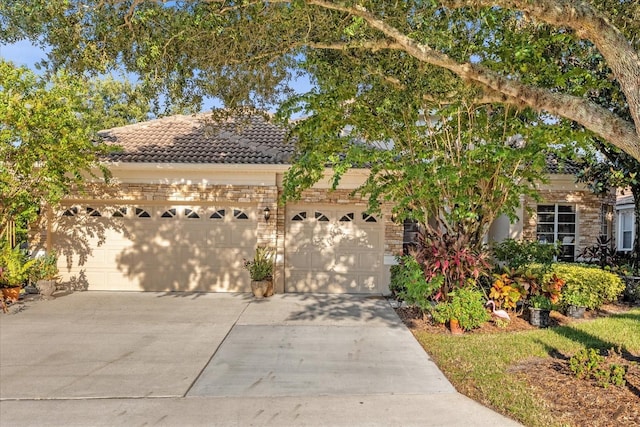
[{"x1": 395, "y1": 302, "x2": 640, "y2": 427}]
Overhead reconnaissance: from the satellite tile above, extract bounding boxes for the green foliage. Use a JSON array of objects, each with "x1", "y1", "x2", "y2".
[
  {"x1": 2, "y1": 0, "x2": 639, "y2": 165},
  {"x1": 0, "y1": 242, "x2": 35, "y2": 287},
  {"x1": 390, "y1": 255, "x2": 441, "y2": 309},
  {"x1": 430, "y1": 287, "x2": 490, "y2": 331},
  {"x1": 0, "y1": 59, "x2": 110, "y2": 230},
  {"x1": 491, "y1": 239, "x2": 559, "y2": 270},
  {"x1": 528, "y1": 295, "x2": 553, "y2": 310},
  {"x1": 569, "y1": 348, "x2": 604, "y2": 380},
  {"x1": 403, "y1": 274, "x2": 444, "y2": 313},
  {"x1": 28, "y1": 252, "x2": 60, "y2": 283},
  {"x1": 242, "y1": 247, "x2": 274, "y2": 281},
  {"x1": 569, "y1": 348, "x2": 627, "y2": 388},
  {"x1": 537, "y1": 264, "x2": 625, "y2": 309},
  {"x1": 561, "y1": 291, "x2": 591, "y2": 308}
]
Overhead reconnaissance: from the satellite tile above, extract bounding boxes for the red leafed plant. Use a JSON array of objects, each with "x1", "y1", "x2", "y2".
[{"x1": 414, "y1": 229, "x2": 490, "y2": 301}]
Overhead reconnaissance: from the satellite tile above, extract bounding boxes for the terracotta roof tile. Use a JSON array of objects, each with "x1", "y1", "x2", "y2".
[{"x1": 99, "y1": 113, "x2": 294, "y2": 165}]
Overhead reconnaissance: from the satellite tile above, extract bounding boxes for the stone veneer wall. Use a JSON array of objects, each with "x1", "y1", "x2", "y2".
[{"x1": 522, "y1": 189, "x2": 616, "y2": 256}]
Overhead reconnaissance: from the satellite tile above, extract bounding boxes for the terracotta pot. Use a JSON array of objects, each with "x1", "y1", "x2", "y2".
[
  {"x1": 449, "y1": 318, "x2": 464, "y2": 335},
  {"x1": 1, "y1": 286, "x2": 21, "y2": 303},
  {"x1": 37, "y1": 280, "x2": 57, "y2": 300},
  {"x1": 251, "y1": 280, "x2": 271, "y2": 298}
]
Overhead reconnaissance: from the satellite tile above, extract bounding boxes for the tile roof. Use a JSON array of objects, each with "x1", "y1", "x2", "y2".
[
  {"x1": 99, "y1": 113, "x2": 295, "y2": 164},
  {"x1": 544, "y1": 153, "x2": 581, "y2": 175}
]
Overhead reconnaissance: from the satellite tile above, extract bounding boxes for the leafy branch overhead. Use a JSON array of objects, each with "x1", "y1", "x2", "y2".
[{"x1": 1, "y1": 0, "x2": 639, "y2": 160}]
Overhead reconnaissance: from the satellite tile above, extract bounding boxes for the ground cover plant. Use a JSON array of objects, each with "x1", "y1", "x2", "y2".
[{"x1": 398, "y1": 305, "x2": 640, "y2": 426}]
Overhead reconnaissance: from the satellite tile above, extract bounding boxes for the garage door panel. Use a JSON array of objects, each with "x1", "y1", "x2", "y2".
[
  {"x1": 358, "y1": 253, "x2": 381, "y2": 269},
  {"x1": 229, "y1": 227, "x2": 258, "y2": 247},
  {"x1": 310, "y1": 252, "x2": 335, "y2": 270}
]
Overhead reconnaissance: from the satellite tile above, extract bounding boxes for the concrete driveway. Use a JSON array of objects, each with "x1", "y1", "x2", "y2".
[{"x1": 0, "y1": 292, "x2": 520, "y2": 426}]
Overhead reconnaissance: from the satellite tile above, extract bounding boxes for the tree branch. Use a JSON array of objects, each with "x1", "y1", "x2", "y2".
[{"x1": 304, "y1": 0, "x2": 640, "y2": 160}]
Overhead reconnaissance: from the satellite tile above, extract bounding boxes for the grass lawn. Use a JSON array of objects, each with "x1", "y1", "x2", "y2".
[{"x1": 413, "y1": 308, "x2": 640, "y2": 426}]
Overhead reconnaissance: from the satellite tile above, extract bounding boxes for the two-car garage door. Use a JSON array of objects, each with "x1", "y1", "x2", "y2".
[{"x1": 55, "y1": 204, "x2": 257, "y2": 292}]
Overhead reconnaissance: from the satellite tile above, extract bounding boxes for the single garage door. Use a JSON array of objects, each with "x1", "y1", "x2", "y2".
[
  {"x1": 54, "y1": 204, "x2": 257, "y2": 292},
  {"x1": 285, "y1": 204, "x2": 384, "y2": 293}
]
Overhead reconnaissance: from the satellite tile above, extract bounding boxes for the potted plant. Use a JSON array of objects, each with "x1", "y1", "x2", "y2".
[
  {"x1": 1, "y1": 244, "x2": 36, "y2": 303},
  {"x1": 243, "y1": 247, "x2": 274, "y2": 298},
  {"x1": 528, "y1": 295, "x2": 552, "y2": 328},
  {"x1": 431, "y1": 287, "x2": 490, "y2": 334},
  {"x1": 562, "y1": 291, "x2": 590, "y2": 319},
  {"x1": 29, "y1": 252, "x2": 60, "y2": 300}
]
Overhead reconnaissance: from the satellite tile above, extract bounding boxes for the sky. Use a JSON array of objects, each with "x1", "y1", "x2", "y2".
[{"x1": 0, "y1": 40, "x2": 48, "y2": 69}]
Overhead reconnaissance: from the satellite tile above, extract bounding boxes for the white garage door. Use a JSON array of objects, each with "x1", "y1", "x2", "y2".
[
  {"x1": 54, "y1": 205, "x2": 257, "y2": 292},
  {"x1": 285, "y1": 204, "x2": 384, "y2": 293}
]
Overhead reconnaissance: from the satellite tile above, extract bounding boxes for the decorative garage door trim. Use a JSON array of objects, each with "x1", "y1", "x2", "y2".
[
  {"x1": 285, "y1": 204, "x2": 384, "y2": 294},
  {"x1": 55, "y1": 204, "x2": 258, "y2": 292}
]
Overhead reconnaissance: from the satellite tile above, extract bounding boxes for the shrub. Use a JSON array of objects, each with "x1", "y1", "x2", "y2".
[
  {"x1": 491, "y1": 239, "x2": 559, "y2": 270},
  {"x1": 569, "y1": 348, "x2": 628, "y2": 388},
  {"x1": 533, "y1": 263, "x2": 625, "y2": 309},
  {"x1": 415, "y1": 229, "x2": 490, "y2": 300},
  {"x1": 390, "y1": 255, "x2": 441, "y2": 309},
  {"x1": 430, "y1": 286, "x2": 490, "y2": 331},
  {"x1": 489, "y1": 272, "x2": 524, "y2": 310}
]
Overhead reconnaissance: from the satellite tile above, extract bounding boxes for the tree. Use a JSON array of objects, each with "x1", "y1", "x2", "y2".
[
  {"x1": 1, "y1": 0, "x2": 639, "y2": 160},
  {"x1": 279, "y1": 48, "x2": 555, "y2": 249},
  {"x1": 0, "y1": 60, "x2": 151, "y2": 240}
]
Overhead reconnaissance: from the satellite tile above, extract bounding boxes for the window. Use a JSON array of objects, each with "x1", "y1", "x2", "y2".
[
  {"x1": 233, "y1": 209, "x2": 248, "y2": 220},
  {"x1": 600, "y1": 204, "x2": 613, "y2": 239},
  {"x1": 210, "y1": 209, "x2": 225, "y2": 219},
  {"x1": 536, "y1": 204, "x2": 576, "y2": 261},
  {"x1": 292, "y1": 212, "x2": 307, "y2": 221},
  {"x1": 619, "y1": 210, "x2": 634, "y2": 251},
  {"x1": 339, "y1": 213, "x2": 354, "y2": 222},
  {"x1": 112, "y1": 207, "x2": 127, "y2": 218},
  {"x1": 62, "y1": 207, "x2": 78, "y2": 217},
  {"x1": 185, "y1": 208, "x2": 200, "y2": 219},
  {"x1": 362, "y1": 213, "x2": 377, "y2": 223},
  {"x1": 135, "y1": 208, "x2": 151, "y2": 218},
  {"x1": 314, "y1": 212, "x2": 329, "y2": 222},
  {"x1": 161, "y1": 208, "x2": 177, "y2": 218},
  {"x1": 86, "y1": 207, "x2": 101, "y2": 217}
]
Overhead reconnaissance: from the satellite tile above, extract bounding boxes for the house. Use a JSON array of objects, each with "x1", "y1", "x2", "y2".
[
  {"x1": 487, "y1": 157, "x2": 616, "y2": 262},
  {"x1": 39, "y1": 114, "x2": 615, "y2": 294},
  {"x1": 40, "y1": 114, "x2": 403, "y2": 294},
  {"x1": 616, "y1": 193, "x2": 636, "y2": 253}
]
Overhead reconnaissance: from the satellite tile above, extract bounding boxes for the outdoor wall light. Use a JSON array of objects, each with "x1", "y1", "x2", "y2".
[{"x1": 263, "y1": 207, "x2": 271, "y2": 222}]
